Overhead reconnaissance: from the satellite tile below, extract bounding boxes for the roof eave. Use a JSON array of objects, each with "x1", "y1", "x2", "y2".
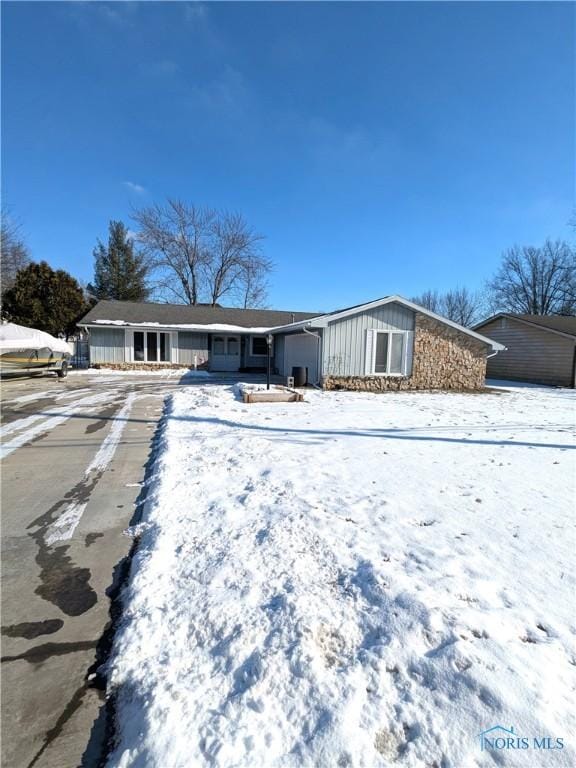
[
  {"x1": 390, "y1": 297, "x2": 506, "y2": 350},
  {"x1": 79, "y1": 321, "x2": 277, "y2": 333},
  {"x1": 80, "y1": 297, "x2": 507, "y2": 351},
  {"x1": 303, "y1": 295, "x2": 505, "y2": 350},
  {"x1": 269, "y1": 317, "x2": 324, "y2": 334},
  {"x1": 474, "y1": 313, "x2": 576, "y2": 341}
]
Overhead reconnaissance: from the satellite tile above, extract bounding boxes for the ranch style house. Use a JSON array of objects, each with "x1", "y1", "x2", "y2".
[{"x1": 78, "y1": 295, "x2": 505, "y2": 391}]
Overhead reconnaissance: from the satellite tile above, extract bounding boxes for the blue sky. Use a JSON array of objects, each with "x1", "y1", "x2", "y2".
[{"x1": 2, "y1": 1, "x2": 574, "y2": 311}]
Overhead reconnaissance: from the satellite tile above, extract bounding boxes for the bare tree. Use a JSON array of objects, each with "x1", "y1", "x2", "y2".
[
  {"x1": 1, "y1": 210, "x2": 31, "y2": 295},
  {"x1": 133, "y1": 199, "x2": 271, "y2": 307},
  {"x1": 442, "y1": 286, "x2": 485, "y2": 326},
  {"x1": 205, "y1": 212, "x2": 265, "y2": 306},
  {"x1": 411, "y1": 287, "x2": 485, "y2": 325},
  {"x1": 133, "y1": 200, "x2": 214, "y2": 305},
  {"x1": 488, "y1": 239, "x2": 576, "y2": 315},
  {"x1": 236, "y1": 252, "x2": 272, "y2": 308},
  {"x1": 410, "y1": 289, "x2": 442, "y2": 313}
]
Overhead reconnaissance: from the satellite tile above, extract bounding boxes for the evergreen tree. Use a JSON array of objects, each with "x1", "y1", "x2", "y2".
[
  {"x1": 88, "y1": 221, "x2": 150, "y2": 301},
  {"x1": 1, "y1": 261, "x2": 88, "y2": 337}
]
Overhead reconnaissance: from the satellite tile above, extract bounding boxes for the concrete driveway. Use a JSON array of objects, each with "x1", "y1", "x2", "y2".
[{"x1": 0, "y1": 370, "x2": 225, "y2": 768}]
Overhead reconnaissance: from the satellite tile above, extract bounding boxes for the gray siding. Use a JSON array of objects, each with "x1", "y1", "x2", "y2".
[
  {"x1": 243, "y1": 335, "x2": 272, "y2": 369},
  {"x1": 322, "y1": 303, "x2": 415, "y2": 377},
  {"x1": 178, "y1": 332, "x2": 209, "y2": 366},
  {"x1": 274, "y1": 335, "x2": 286, "y2": 374},
  {"x1": 89, "y1": 327, "x2": 125, "y2": 364},
  {"x1": 479, "y1": 317, "x2": 575, "y2": 387}
]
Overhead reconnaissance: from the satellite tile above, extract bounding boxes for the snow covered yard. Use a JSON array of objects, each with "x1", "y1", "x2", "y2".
[
  {"x1": 69, "y1": 367, "x2": 212, "y2": 378},
  {"x1": 107, "y1": 384, "x2": 575, "y2": 768}
]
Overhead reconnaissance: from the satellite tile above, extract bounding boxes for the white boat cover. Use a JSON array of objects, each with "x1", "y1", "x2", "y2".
[{"x1": 0, "y1": 323, "x2": 72, "y2": 354}]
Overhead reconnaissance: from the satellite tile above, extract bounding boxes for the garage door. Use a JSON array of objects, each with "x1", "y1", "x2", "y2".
[{"x1": 284, "y1": 333, "x2": 319, "y2": 384}]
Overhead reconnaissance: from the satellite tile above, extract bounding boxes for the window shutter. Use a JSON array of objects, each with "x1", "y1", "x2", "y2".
[
  {"x1": 170, "y1": 332, "x2": 178, "y2": 364},
  {"x1": 404, "y1": 331, "x2": 414, "y2": 376},
  {"x1": 124, "y1": 330, "x2": 133, "y2": 363},
  {"x1": 365, "y1": 330, "x2": 376, "y2": 375}
]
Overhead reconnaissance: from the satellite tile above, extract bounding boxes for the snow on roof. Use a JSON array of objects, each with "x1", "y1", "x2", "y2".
[
  {"x1": 81, "y1": 297, "x2": 505, "y2": 350},
  {"x1": 89, "y1": 320, "x2": 275, "y2": 334},
  {"x1": 79, "y1": 300, "x2": 319, "y2": 329}
]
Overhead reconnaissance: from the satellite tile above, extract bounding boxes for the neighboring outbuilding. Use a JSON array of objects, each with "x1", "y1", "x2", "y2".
[
  {"x1": 473, "y1": 314, "x2": 576, "y2": 388},
  {"x1": 78, "y1": 296, "x2": 504, "y2": 390}
]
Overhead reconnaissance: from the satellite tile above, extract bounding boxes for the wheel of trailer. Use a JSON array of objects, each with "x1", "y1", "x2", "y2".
[{"x1": 57, "y1": 360, "x2": 68, "y2": 378}]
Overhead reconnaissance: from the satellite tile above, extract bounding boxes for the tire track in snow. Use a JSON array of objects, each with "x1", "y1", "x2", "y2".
[
  {"x1": 44, "y1": 502, "x2": 88, "y2": 545},
  {"x1": 41, "y1": 393, "x2": 139, "y2": 545},
  {"x1": 9, "y1": 389, "x2": 62, "y2": 404},
  {"x1": 7, "y1": 387, "x2": 92, "y2": 406},
  {"x1": 0, "y1": 391, "x2": 119, "y2": 459},
  {"x1": 53, "y1": 387, "x2": 93, "y2": 401},
  {"x1": 84, "y1": 393, "x2": 137, "y2": 475}
]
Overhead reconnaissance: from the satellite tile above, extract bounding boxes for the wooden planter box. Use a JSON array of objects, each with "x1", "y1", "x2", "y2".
[{"x1": 242, "y1": 388, "x2": 304, "y2": 404}]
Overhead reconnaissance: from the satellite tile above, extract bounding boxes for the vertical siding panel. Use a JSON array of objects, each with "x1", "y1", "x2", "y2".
[
  {"x1": 352, "y1": 315, "x2": 360, "y2": 376},
  {"x1": 341, "y1": 322, "x2": 344, "y2": 370},
  {"x1": 346, "y1": 318, "x2": 353, "y2": 375},
  {"x1": 356, "y1": 315, "x2": 361, "y2": 375},
  {"x1": 89, "y1": 328, "x2": 125, "y2": 363},
  {"x1": 355, "y1": 317, "x2": 360, "y2": 376},
  {"x1": 275, "y1": 335, "x2": 285, "y2": 374},
  {"x1": 322, "y1": 302, "x2": 415, "y2": 377},
  {"x1": 329, "y1": 323, "x2": 337, "y2": 374},
  {"x1": 351, "y1": 316, "x2": 355, "y2": 374},
  {"x1": 325, "y1": 325, "x2": 333, "y2": 374},
  {"x1": 342, "y1": 320, "x2": 347, "y2": 374},
  {"x1": 477, "y1": 319, "x2": 574, "y2": 386},
  {"x1": 178, "y1": 333, "x2": 209, "y2": 366},
  {"x1": 348, "y1": 316, "x2": 354, "y2": 376},
  {"x1": 331, "y1": 325, "x2": 336, "y2": 373}
]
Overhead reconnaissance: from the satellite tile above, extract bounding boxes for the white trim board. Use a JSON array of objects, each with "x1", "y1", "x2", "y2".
[
  {"x1": 249, "y1": 334, "x2": 272, "y2": 357},
  {"x1": 365, "y1": 329, "x2": 413, "y2": 377},
  {"x1": 271, "y1": 295, "x2": 505, "y2": 351}
]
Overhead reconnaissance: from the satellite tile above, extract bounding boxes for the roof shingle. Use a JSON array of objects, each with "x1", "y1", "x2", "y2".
[
  {"x1": 511, "y1": 314, "x2": 576, "y2": 337},
  {"x1": 79, "y1": 300, "x2": 320, "y2": 329}
]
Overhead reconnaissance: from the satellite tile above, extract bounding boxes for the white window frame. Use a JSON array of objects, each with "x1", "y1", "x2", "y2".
[
  {"x1": 213, "y1": 335, "x2": 240, "y2": 356},
  {"x1": 226, "y1": 336, "x2": 240, "y2": 356},
  {"x1": 366, "y1": 329, "x2": 413, "y2": 377},
  {"x1": 132, "y1": 330, "x2": 171, "y2": 363},
  {"x1": 250, "y1": 335, "x2": 272, "y2": 357}
]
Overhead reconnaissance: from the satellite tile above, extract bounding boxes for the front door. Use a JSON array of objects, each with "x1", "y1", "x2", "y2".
[{"x1": 211, "y1": 335, "x2": 240, "y2": 371}]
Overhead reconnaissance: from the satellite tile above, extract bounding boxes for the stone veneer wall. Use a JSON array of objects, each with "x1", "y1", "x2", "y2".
[
  {"x1": 93, "y1": 363, "x2": 197, "y2": 371},
  {"x1": 322, "y1": 313, "x2": 488, "y2": 392}
]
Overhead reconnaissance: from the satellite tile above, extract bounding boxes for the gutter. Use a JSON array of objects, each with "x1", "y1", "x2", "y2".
[{"x1": 302, "y1": 324, "x2": 322, "y2": 386}]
